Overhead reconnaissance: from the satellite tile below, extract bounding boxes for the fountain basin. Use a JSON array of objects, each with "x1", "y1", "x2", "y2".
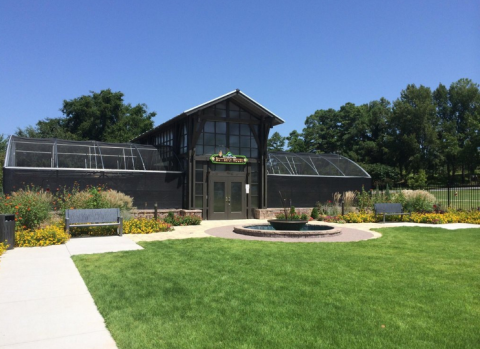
[
  {"x1": 234, "y1": 224, "x2": 342, "y2": 238},
  {"x1": 267, "y1": 219, "x2": 308, "y2": 231}
]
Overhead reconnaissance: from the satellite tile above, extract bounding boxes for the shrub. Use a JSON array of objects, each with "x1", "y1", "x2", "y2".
[
  {"x1": 394, "y1": 190, "x2": 436, "y2": 212},
  {"x1": 164, "y1": 212, "x2": 202, "y2": 226},
  {"x1": 310, "y1": 207, "x2": 319, "y2": 219},
  {"x1": 15, "y1": 225, "x2": 70, "y2": 247},
  {"x1": 0, "y1": 187, "x2": 53, "y2": 230},
  {"x1": 356, "y1": 186, "x2": 373, "y2": 212}
]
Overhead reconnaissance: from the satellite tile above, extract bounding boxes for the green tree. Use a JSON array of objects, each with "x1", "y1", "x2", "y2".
[
  {"x1": 388, "y1": 84, "x2": 440, "y2": 178},
  {"x1": 267, "y1": 132, "x2": 286, "y2": 151},
  {"x1": 286, "y1": 130, "x2": 307, "y2": 152},
  {"x1": 16, "y1": 89, "x2": 155, "y2": 142}
]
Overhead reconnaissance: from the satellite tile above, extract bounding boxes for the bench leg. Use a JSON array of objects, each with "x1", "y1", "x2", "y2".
[{"x1": 118, "y1": 217, "x2": 123, "y2": 236}]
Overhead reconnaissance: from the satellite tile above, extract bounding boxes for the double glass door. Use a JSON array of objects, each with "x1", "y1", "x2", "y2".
[{"x1": 209, "y1": 175, "x2": 245, "y2": 220}]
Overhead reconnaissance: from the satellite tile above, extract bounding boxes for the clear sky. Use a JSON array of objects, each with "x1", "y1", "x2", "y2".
[{"x1": 1, "y1": 0, "x2": 479, "y2": 139}]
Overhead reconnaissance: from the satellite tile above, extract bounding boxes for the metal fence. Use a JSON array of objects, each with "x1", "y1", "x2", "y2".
[{"x1": 376, "y1": 182, "x2": 480, "y2": 211}]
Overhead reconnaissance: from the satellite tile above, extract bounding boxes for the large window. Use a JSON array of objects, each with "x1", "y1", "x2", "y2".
[{"x1": 195, "y1": 101, "x2": 259, "y2": 158}]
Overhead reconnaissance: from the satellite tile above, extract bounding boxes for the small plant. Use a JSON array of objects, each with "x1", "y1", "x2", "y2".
[
  {"x1": 311, "y1": 207, "x2": 319, "y2": 220},
  {"x1": 124, "y1": 218, "x2": 173, "y2": 234}
]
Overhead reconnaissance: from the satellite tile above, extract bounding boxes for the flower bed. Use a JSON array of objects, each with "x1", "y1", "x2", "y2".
[
  {"x1": 321, "y1": 210, "x2": 480, "y2": 224},
  {"x1": 15, "y1": 225, "x2": 70, "y2": 247}
]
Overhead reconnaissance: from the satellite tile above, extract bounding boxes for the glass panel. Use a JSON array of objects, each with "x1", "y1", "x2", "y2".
[
  {"x1": 204, "y1": 145, "x2": 215, "y2": 154},
  {"x1": 216, "y1": 101, "x2": 227, "y2": 109},
  {"x1": 251, "y1": 136, "x2": 258, "y2": 148},
  {"x1": 216, "y1": 109, "x2": 227, "y2": 118},
  {"x1": 216, "y1": 122, "x2": 227, "y2": 134},
  {"x1": 240, "y1": 111, "x2": 250, "y2": 120},
  {"x1": 229, "y1": 147, "x2": 240, "y2": 155},
  {"x1": 230, "y1": 110, "x2": 240, "y2": 119},
  {"x1": 216, "y1": 134, "x2": 226, "y2": 147},
  {"x1": 231, "y1": 182, "x2": 242, "y2": 212},
  {"x1": 230, "y1": 135, "x2": 240, "y2": 147},
  {"x1": 195, "y1": 145, "x2": 204, "y2": 155},
  {"x1": 250, "y1": 184, "x2": 258, "y2": 196},
  {"x1": 230, "y1": 123, "x2": 239, "y2": 135},
  {"x1": 195, "y1": 169, "x2": 203, "y2": 182},
  {"x1": 230, "y1": 102, "x2": 240, "y2": 111},
  {"x1": 251, "y1": 170, "x2": 258, "y2": 183},
  {"x1": 240, "y1": 136, "x2": 250, "y2": 147},
  {"x1": 195, "y1": 196, "x2": 203, "y2": 209},
  {"x1": 204, "y1": 107, "x2": 215, "y2": 117},
  {"x1": 240, "y1": 124, "x2": 250, "y2": 135},
  {"x1": 204, "y1": 121, "x2": 215, "y2": 133},
  {"x1": 204, "y1": 133, "x2": 215, "y2": 145},
  {"x1": 214, "y1": 182, "x2": 226, "y2": 213},
  {"x1": 251, "y1": 196, "x2": 259, "y2": 208},
  {"x1": 251, "y1": 149, "x2": 258, "y2": 158},
  {"x1": 195, "y1": 183, "x2": 203, "y2": 195}
]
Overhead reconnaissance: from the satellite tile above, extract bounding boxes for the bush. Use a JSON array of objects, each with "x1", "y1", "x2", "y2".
[
  {"x1": 360, "y1": 163, "x2": 400, "y2": 185},
  {"x1": 0, "y1": 241, "x2": 8, "y2": 256},
  {"x1": 0, "y1": 187, "x2": 53, "y2": 230},
  {"x1": 15, "y1": 225, "x2": 70, "y2": 247},
  {"x1": 394, "y1": 190, "x2": 436, "y2": 212},
  {"x1": 164, "y1": 212, "x2": 202, "y2": 226},
  {"x1": 311, "y1": 207, "x2": 319, "y2": 219}
]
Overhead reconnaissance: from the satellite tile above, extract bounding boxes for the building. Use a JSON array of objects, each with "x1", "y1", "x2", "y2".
[{"x1": 3, "y1": 90, "x2": 371, "y2": 219}]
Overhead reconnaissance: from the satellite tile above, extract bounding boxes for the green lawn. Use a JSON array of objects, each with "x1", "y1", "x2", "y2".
[{"x1": 73, "y1": 228, "x2": 480, "y2": 349}]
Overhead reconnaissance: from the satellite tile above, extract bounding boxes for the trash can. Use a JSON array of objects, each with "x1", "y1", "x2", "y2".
[{"x1": 0, "y1": 214, "x2": 15, "y2": 250}]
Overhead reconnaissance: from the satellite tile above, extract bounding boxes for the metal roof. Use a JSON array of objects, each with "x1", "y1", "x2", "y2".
[{"x1": 132, "y1": 90, "x2": 284, "y2": 142}]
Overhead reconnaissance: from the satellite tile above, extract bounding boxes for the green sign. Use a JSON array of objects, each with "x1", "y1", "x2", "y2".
[{"x1": 210, "y1": 151, "x2": 248, "y2": 165}]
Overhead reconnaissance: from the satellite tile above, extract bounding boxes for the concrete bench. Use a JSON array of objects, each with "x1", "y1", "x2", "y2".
[
  {"x1": 65, "y1": 208, "x2": 123, "y2": 236},
  {"x1": 374, "y1": 203, "x2": 411, "y2": 223}
]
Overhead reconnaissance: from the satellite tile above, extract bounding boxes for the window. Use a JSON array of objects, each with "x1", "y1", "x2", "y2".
[{"x1": 194, "y1": 101, "x2": 259, "y2": 158}]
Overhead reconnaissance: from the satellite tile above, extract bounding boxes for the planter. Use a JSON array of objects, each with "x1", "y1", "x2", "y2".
[{"x1": 267, "y1": 219, "x2": 308, "y2": 231}]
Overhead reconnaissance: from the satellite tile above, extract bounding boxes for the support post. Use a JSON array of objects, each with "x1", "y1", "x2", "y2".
[{"x1": 154, "y1": 203, "x2": 158, "y2": 220}]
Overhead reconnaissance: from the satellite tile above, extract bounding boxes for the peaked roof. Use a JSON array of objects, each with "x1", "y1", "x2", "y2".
[{"x1": 132, "y1": 90, "x2": 284, "y2": 142}]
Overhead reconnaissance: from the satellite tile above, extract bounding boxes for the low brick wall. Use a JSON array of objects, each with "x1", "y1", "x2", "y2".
[
  {"x1": 254, "y1": 208, "x2": 314, "y2": 219},
  {"x1": 133, "y1": 209, "x2": 202, "y2": 219}
]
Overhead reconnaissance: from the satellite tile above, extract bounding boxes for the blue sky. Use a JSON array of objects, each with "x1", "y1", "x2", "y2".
[{"x1": 1, "y1": 0, "x2": 479, "y2": 139}]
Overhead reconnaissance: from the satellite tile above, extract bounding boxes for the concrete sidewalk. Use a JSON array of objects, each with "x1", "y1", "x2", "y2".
[{"x1": 0, "y1": 236, "x2": 141, "y2": 349}]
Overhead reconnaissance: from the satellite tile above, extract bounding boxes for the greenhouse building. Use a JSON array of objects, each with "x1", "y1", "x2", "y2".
[{"x1": 3, "y1": 90, "x2": 371, "y2": 220}]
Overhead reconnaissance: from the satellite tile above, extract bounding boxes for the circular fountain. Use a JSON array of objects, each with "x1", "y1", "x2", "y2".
[{"x1": 233, "y1": 223, "x2": 342, "y2": 238}]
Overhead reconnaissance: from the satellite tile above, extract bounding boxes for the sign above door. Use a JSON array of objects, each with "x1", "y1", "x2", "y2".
[{"x1": 210, "y1": 151, "x2": 248, "y2": 165}]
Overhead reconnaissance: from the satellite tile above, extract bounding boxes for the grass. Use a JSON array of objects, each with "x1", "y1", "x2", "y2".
[{"x1": 73, "y1": 228, "x2": 480, "y2": 349}]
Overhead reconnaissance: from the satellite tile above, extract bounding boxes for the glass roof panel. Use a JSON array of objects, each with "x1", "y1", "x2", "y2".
[
  {"x1": 266, "y1": 152, "x2": 370, "y2": 177},
  {"x1": 4, "y1": 136, "x2": 181, "y2": 172}
]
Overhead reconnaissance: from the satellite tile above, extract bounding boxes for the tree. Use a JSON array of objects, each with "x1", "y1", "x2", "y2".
[
  {"x1": 267, "y1": 132, "x2": 286, "y2": 151},
  {"x1": 388, "y1": 84, "x2": 440, "y2": 178},
  {"x1": 287, "y1": 130, "x2": 307, "y2": 152},
  {"x1": 16, "y1": 89, "x2": 155, "y2": 143}
]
